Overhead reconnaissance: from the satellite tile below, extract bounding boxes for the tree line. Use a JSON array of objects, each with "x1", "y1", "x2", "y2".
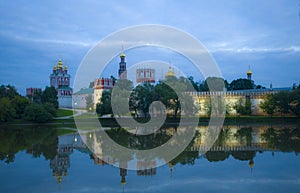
[
  {"x1": 0, "y1": 85, "x2": 59, "y2": 123},
  {"x1": 96, "y1": 77, "x2": 197, "y2": 118},
  {"x1": 188, "y1": 76, "x2": 264, "y2": 91},
  {"x1": 95, "y1": 76, "x2": 258, "y2": 117},
  {"x1": 95, "y1": 76, "x2": 300, "y2": 118},
  {"x1": 260, "y1": 88, "x2": 300, "y2": 117}
]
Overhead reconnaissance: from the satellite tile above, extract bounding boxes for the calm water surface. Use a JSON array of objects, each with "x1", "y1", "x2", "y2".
[{"x1": 1, "y1": 124, "x2": 300, "y2": 193}]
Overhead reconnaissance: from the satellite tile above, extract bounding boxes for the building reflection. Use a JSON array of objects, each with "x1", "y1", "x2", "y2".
[
  {"x1": 50, "y1": 134, "x2": 74, "y2": 183},
  {"x1": 137, "y1": 160, "x2": 157, "y2": 176},
  {"x1": 1, "y1": 125, "x2": 300, "y2": 186},
  {"x1": 47, "y1": 126, "x2": 263, "y2": 184}
]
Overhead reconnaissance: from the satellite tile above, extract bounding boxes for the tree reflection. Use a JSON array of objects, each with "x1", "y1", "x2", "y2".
[
  {"x1": 262, "y1": 127, "x2": 300, "y2": 153},
  {"x1": 206, "y1": 151, "x2": 230, "y2": 162},
  {"x1": 234, "y1": 127, "x2": 253, "y2": 146},
  {"x1": 0, "y1": 126, "x2": 58, "y2": 163}
]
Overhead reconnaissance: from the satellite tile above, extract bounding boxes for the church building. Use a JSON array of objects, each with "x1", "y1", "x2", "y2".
[{"x1": 50, "y1": 59, "x2": 73, "y2": 108}]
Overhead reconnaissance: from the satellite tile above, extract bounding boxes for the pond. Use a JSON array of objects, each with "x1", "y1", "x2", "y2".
[{"x1": 1, "y1": 124, "x2": 300, "y2": 193}]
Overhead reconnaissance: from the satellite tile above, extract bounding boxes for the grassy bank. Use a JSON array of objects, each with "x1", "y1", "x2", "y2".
[{"x1": 56, "y1": 108, "x2": 74, "y2": 117}]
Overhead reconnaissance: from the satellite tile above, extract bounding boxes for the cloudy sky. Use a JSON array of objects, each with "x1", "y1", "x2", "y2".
[{"x1": 0, "y1": 0, "x2": 299, "y2": 94}]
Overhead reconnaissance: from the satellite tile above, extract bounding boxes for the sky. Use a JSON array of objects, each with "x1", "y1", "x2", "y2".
[{"x1": 0, "y1": 0, "x2": 299, "y2": 94}]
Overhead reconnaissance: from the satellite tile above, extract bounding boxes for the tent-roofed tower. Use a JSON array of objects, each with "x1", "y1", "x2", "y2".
[{"x1": 118, "y1": 52, "x2": 127, "y2": 80}]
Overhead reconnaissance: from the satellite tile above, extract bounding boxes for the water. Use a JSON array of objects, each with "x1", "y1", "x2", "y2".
[{"x1": 1, "y1": 124, "x2": 300, "y2": 193}]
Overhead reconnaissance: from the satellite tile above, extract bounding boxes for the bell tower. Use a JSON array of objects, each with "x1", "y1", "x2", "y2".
[{"x1": 118, "y1": 52, "x2": 127, "y2": 80}]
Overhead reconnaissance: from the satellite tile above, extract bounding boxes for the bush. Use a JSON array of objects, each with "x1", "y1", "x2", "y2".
[
  {"x1": 43, "y1": 102, "x2": 57, "y2": 117},
  {"x1": 24, "y1": 104, "x2": 53, "y2": 123}
]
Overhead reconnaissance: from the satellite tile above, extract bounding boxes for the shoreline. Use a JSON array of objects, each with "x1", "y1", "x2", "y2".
[{"x1": 1, "y1": 116, "x2": 299, "y2": 127}]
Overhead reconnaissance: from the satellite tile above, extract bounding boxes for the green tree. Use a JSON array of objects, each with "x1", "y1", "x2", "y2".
[
  {"x1": 41, "y1": 86, "x2": 58, "y2": 109},
  {"x1": 234, "y1": 127, "x2": 253, "y2": 146},
  {"x1": 0, "y1": 85, "x2": 19, "y2": 99},
  {"x1": 43, "y1": 102, "x2": 57, "y2": 117},
  {"x1": 32, "y1": 89, "x2": 42, "y2": 104},
  {"x1": 187, "y1": 76, "x2": 200, "y2": 91},
  {"x1": 229, "y1": 78, "x2": 254, "y2": 90},
  {"x1": 130, "y1": 83, "x2": 154, "y2": 117},
  {"x1": 260, "y1": 94, "x2": 276, "y2": 116},
  {"x1": 234, "y1": 98, "x2": 252, "y2": 115},
  {"x1": 244, "y1": 97, "x2": 252, "y2": 115},
  {"x1": 12, "y1": 95, "x2": 30, "y2": 118},
  {"x1": 274, "y1": 91, "x2": 290, "y2": 116},
  {"x1": 200, "y1": 77, "x2": 226, "y2": 91},
  {"x1": 234, "y1": 99, "x2": 245, "y2": 116},
  {"x1": 289, "y1": 89, "x2": 300, "y2": 117},
  {"x1": 203, "y1": 98, "x2": 212, "y2": 117},
  {"x1": 24, "y1": 103, "x2": 53, "y2": 123},
  {"x1": 0, "y1": 97, "x2": 16, "y2": 122},
  {"x1": 157, "y1": 76, "x2": 197, "y2": 117},
  {"x1": 154, "y1": 79, "x2": 181, "y2": 117},
  {"x1": 96, "y1": 90, "x2": 113, "y2": 116}
]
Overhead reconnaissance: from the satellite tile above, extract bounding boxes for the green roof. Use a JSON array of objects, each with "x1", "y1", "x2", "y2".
[
  {"x1": 58, "y1": 86, "x2": 73, "y2": 90},
  {"x1": 73, "y1": 88, "x2": 94, "y2": 95}
]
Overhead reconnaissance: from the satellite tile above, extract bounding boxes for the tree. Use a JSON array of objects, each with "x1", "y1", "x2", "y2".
[
  {"x1": 86, "y1": 94, "x2": 94, "y2": 112},
  {"x1": 0, "y1": 85, "x2": 19, "y2": 99},
  {"x1": 235, "y1": 127, "x2": 253, "y2": 146},
  {"x1": 234, "y1": 98, "x2": 252, "y2": 116},
  {"x1": 203, "y1": 98, "x2": 212, "y2": 117},
  {"x1": 41, "y1": 86, "x2": 58, "y2": 109},
  {"x1": 154, "y1": 80, "x2": 180, "y2": 117},
  {"x1": 96, "y1": 90, "x2": 113, "y2": 116},
  {"x1": 43, "y1": 102, "x2": 57, "y2": 117},
  {"x1": 229, "y1": 78, "x2": 253, "y2": 90},
  {"x1": 244, "y1": 97, "x2": 252, "y2": 115},
  {"x1": 153, "y1": 76, "x2": 196, "y2": 118},
  {"x1": 200, "y1": 77, "x2": 226, "y2": 91},
  {"x1": 32, "y1": 89, "x2": 42, "y2": 104},
  {"x1": 12, "y1": 95, "x2": 30, "y2": 118},
  {"x1": 289, "y1": 89, "x2": 300, "y2": 117},
  {"x1": 24, "y1": 103, "x2": 53, "y2": 123},
  {"x1": 274, "y1": 91, "x2": 290, "y2": 116},
  {"x1": 0, "y1": 97, "x2": 16, "y2": 122},
  {"x1": 260, "y1": 94, "x2": 276, "y2": 116},
  {"x1": 187, "y1": 76, "x2": 200, "y2": 91},
  {"x1": 130, "y1": 83, "x2": 154, "y2": 117}
]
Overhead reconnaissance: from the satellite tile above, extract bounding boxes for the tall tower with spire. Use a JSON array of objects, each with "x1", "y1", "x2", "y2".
[
  {"x1": 247, "y1": 65, "x2": 252, "y2": 81},
  {"x1": 118, "y1": 52, "x2": 127, "y2": 80}
]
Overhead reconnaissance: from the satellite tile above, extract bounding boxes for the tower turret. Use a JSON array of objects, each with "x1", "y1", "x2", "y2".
[
  {"x1": 118, "y1": 52, "x2": 127, "y2": 79},
  {"x1": 247, "y1": 65, "x2": 252, "y2": 80}
]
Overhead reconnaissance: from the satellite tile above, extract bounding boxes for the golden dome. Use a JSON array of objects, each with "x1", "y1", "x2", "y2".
[
  {"x1": 247, "y1": 69, "x2": 252, "y2": 75},
  {"x1": 165, "y1": 66, "x2": 176, "y2": 78},
  {"x1": 63, "y1": 66, "x2": 68, "y2": 70},
  {"x1": 120, "y1": 52, "x2": 126, "y2": 57},
  {"x1": 53, "y1": 66, "x2": 57, "y2": 70},
  {"x1": 58, "y1": 59, "x2": 63, "y2": 68}
]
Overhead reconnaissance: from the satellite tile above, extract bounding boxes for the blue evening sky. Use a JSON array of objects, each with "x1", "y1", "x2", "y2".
[{"x1": 0, "y1": 0, "x2": 299, "y2": 94}]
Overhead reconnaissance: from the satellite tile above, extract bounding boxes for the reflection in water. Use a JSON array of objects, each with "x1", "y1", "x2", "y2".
[{"x1": 1, "y1": 125, "x2": 300, "y2": 187}]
